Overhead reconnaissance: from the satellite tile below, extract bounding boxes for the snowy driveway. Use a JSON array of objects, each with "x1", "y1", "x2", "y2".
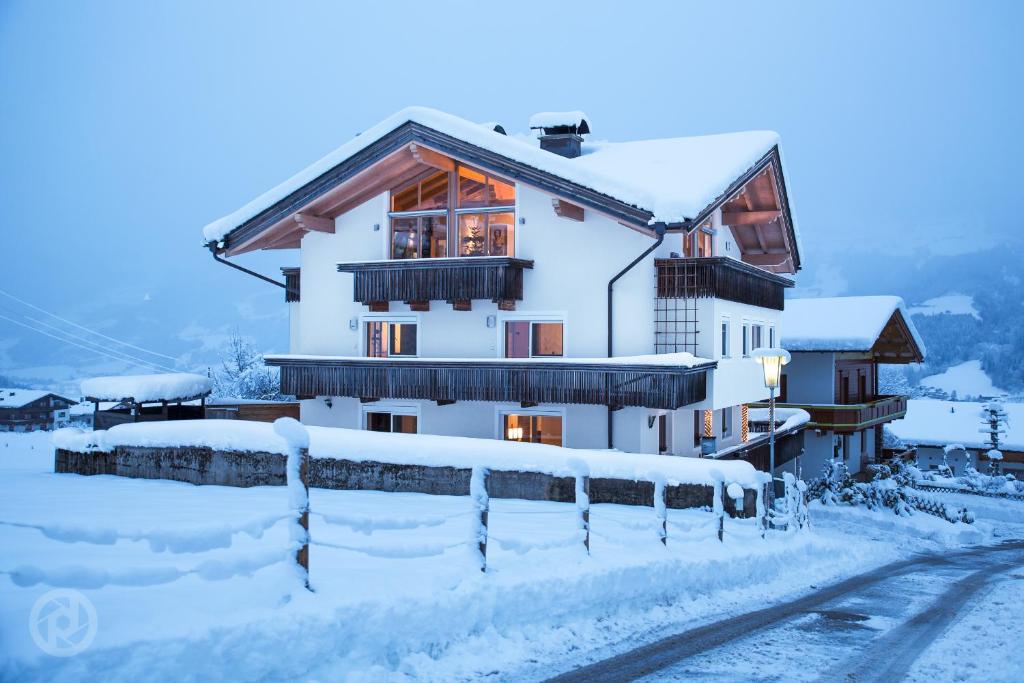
[{"x1": 550, "y1": 539, "x2": 1024, "y2": 682}]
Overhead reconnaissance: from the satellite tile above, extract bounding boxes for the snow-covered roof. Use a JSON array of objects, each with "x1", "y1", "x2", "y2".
[
  {"x1": 889, "y1": 399, "x2": 1024, "y2": 452},
  {"x1": 0, "y1": 389, "x2": 75, "y2": 409},
  {"x1": 81, "y1": 373, "x2": 213, "y2": 403},
  {"x1": 781, "y1": 296, "x2": 926, "y2": 357},
  {"x1": 203, "y1": 106, "x2": 783, "y2": 243}
]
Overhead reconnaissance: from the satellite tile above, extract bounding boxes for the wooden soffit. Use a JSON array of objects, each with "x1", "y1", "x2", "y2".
[
  {"x1": 871, "y1": 310, "x2": 924, "y2": 364},
  {"x1": 719, "y1": 157, "x2": 798, "y2": 274}
]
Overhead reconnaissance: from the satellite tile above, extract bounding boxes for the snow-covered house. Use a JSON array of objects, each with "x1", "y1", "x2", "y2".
[
  {"x1": 0, "y1": 389, "x2": 76, "y2": 432},
  {"x1": 768, "y1": 296, "x2": 925, "y2": 476},
  {"x1": 890, "y1": 399, "x2": 1024, "y2": 476},
  {"x1": 202, "y1": 107, "x2": 802, "y2": 457},
  {"x1": 82, "y1": 373, "x2": 212, "y2": 430}
]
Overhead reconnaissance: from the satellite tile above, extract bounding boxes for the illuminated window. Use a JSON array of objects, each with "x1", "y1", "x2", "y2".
[
  {"x1": 365, "y1": 320, "x2": 417, "y2": 357},
  {"x1": 502, "y1": 413, "x2": 563, "y2": 446},
  {"x1": 388, "y1": 163, "x2": 515, "y2": 259},
  {"x1": 504, "y1": 321, "x2": 564, "y2": 358},
  {"x1": 682, "y1": 219, "x2": 714, "y2": 258}
]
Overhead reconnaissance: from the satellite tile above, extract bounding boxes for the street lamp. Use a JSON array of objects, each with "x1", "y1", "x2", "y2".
[{"x1": 751, "y1": 348, "x2": 791, "y2": 483}]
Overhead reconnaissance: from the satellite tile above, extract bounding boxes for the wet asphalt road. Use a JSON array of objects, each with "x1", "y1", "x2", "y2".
[{"x1": 547, "y1": 540, "x2": 1024, "y2": 682}]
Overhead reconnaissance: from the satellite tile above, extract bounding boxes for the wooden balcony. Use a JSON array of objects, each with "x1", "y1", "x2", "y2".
[
  {"x1": 266, "y1": 355, "x2": 714, "y2": 410},
  {"x1": 337, "y1": 257, "x2": 533, "y2": 309},
  {"x1": 752, "y1": 395, "x2": 908, "y2": 433},
  {"x1": 655, "y1": 257, "x2": 793, "y2": 310}
]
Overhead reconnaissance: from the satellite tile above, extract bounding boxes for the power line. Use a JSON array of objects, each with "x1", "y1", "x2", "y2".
[
  {"x1": 21, "y1": 314, "x2": 178, "y2": 373},
  {"x1": 0, "y1": 313, "x2": 170, "y2": 374},
  {"x1": 0, "y1": 288, "x2": 177, "y2": 361}
]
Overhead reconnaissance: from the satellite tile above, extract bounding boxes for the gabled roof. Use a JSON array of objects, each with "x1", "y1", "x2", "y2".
[
  {"x1": 203, "y1": 107, "x2": 801, "y2": 269},
  {"x1": 781, "y1": 296, "x2": 926, "y2": 362},
  {"x1": 0, "y1": 389, "x2": 76, "y2": 409}
]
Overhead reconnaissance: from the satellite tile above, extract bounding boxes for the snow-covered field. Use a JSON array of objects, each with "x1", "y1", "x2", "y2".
[
  {"x1": 0, "y1": 432, "x2": 1008, "y2": 681},
  {"x1": 908, "y1": 292, "x2": 981, "y2": 320},
  {"x1": 920, "y1": 359, "x2": 1005, "y2": 398}
]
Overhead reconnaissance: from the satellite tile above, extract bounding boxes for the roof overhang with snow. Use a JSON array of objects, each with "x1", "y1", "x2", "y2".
[
  {"x1": 781, "y1": 296, "x2": 925, "y2": 363},
  {"x1": 203, "y1": 107, "x2": 801, "y2": 272}
]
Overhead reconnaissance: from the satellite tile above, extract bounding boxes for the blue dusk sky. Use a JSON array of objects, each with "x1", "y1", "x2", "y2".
[{"x1": 0, "y1": 0, "x2": 1021, "y2": 380}]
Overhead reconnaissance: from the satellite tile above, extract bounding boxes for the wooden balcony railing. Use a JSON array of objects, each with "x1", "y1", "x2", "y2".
[
  {"x1": 266, "y1": 355, "x2": 714, "y2": 410},
  {"x1": 282, "y1": 267, "x2": 300, "y2": 302},
  {"x1": 751, "y1": 395, "x2": 908, "y2": 433},
  {"x1": 655, "y1": 257, "x2": 793, "y2": 310},
  {"x1": 337, "y1": 257, "x2": 533, "y2": 308}
]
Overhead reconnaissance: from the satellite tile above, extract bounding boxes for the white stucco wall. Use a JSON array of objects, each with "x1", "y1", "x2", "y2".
[{"x1": 782, "y1": 352, "x2": 835, "y2": 404}]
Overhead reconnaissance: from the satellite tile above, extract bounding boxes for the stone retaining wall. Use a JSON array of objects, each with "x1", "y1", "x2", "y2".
[{"x1": 55, "y1": 446, "x2": 758, "y2": 516}]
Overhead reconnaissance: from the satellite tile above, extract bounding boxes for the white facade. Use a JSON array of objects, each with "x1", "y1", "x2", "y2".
[{"x1": 287, "y1": 180, "x2": 783, "y2": 455}]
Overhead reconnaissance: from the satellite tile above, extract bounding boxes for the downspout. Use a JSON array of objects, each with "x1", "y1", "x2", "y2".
[
  {"x1": 606, "y1": 222, "x2": 667, "y2": 449},
  {"x1": 206, "y1": 241, "x2": 290, "y2": 293}
]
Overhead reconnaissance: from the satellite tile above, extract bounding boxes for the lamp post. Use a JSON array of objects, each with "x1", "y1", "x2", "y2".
[{"x1": 752, "y1": 348, "x2": 791, "y2": 494}]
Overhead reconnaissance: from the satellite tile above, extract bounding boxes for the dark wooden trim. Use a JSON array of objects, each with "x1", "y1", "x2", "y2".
[
  {"x1": 266, "y1": 356, "x2": 715, "y2": 410},
  {"x1": 281, "y1": 267, "x2": 300, "y2": 302},
  {"x1": 337, "y1": 257, "x2": 534, "y2": 305},
  {"x1": 655, "y1": 257, "x2": 793, "y2": 310},
  {"x1": 718, "y1": 426, "x2": 804, "y2": 471}
]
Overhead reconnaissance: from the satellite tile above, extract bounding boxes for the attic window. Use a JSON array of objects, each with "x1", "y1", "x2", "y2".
[{"x1": 388, "y1": 163, "x2": 515, "y2": 259}]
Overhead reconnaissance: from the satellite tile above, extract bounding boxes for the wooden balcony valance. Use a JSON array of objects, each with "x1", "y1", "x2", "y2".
[
  {"x1": 266, "y1": 355, "x2": 713, "y2": 410},
  {"x1": 655, "y1": 257, "x2": 793, "y2": 310},
  {"x1": 337, "y1": 257, "x2": 533, "y2": 306}
]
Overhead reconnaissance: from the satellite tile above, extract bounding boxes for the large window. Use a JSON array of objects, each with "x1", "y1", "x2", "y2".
[
  {"x1": 682, "y1": 219, "x2": 714, "y2": 258},
  {"x1": 365, "y1": 320, "x2": 418, "y2": 357},
  {"x1": 389, "y1": 163, "x2": 515, "y2": 259},
  {"x1": 504, "y1": 321, "x2": 564, "y2": 358},
  {"x1": 365, "y1": 409, "x2": 418, "y2": 434},
  {"x1": 502, "y1": 413, "x2": 563, "y2": 446}
]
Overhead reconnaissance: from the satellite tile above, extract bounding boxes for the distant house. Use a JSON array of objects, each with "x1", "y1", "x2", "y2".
[
  {"x1": 82, "y1": 373, "x2": 212, "y2": 430},
  {"x1": 762, "y1": 296, "x2": 925, "y2": 477},
  {"x1": 0, "y1": 389, "x2": 77, "y2": 432},
  {"x1": 890, "y1": 399, "x2": 1024, "y2": 477}
]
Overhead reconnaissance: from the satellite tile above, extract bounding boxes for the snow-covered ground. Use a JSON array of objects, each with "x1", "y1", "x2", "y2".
[
  {"x1": 908, "y1": 292, "x2": 981, "y2": 320},
  {"x1": 0, "y1": 432, "x2": 1014, "y2": 681},
  {"x1": 920, "y1": 359, "x2": 1005, "y2": 399}
]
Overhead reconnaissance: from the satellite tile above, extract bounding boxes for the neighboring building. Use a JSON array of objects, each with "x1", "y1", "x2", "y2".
[
  {"x1": 202, "y1": 107, "x2": 803, "y2": 460},
  {"x1": 890, "y1": 399, "x2": 1024, "y2": 477},
  {"x1": 768, "y1": 296, "x2": 925, "y2": 476},
  {"x1": 0, "y1": 389, "x2": 76, "y2": 432},
  {"x1": 82, "y1": 373, "x2": 212, "y2": 430}
]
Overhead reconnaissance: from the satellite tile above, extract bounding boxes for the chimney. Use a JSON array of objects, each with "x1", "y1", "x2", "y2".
[{"x1": 529, "y1": 111, "x2": 591, "y2": 159}]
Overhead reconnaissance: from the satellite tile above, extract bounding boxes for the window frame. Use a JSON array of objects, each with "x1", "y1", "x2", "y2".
[
  {"x1": 495, "y1": 405, "x2": 566, "y2": 447},
  {"x1": 361, "y1": 403, "x2": 421, "y2": 434},
  {"x1": 741, "y1": 323, "x2": 750, "y2": 357},
  {"x1": 720, "y1": 317, "x2": 731, "y2": 358},
  {"x1": 497, "y1": 313, "x2": 567, "y2": 359},
  {"x1": 721, "y1": 406, "x2": 733, "y2": 438},
  {"x1": 387, "y1": 162, "x2": 516, "y2": 260},
  {"x1": 361, "y1": 314, "x2": 420, "y2": 358}
]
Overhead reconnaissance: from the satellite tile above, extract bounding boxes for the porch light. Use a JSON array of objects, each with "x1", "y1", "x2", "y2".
[{"x1": 751, "y1": 348, "x2": 791, "y2": 389}]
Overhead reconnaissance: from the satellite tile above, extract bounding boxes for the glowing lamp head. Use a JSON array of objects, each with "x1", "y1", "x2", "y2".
[{"x1": 751, "y1": 347, "x2": 791, "y2": 389}]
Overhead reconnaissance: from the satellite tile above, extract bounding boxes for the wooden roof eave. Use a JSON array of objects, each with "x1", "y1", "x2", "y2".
[{"x1": 871, "y1": 310, "x2": 925, "y2": 364}]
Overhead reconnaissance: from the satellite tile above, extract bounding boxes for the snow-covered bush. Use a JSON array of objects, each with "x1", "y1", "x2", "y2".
[{"x1": 813, "y1": 458, "x2": 973, "y2": 524}]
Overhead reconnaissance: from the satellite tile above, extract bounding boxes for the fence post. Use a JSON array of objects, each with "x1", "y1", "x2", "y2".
[
  {"x1": 653, "y1": 475, "x2": 667, "y2": 546},
  {"x1": 711, "y1": 470, "x2": 725, "y2": 542},
  {"x1": 471, "y1": 466, "x2": 489, "y2": 572},
  {"x1": 756, "y1": 477, "x2": 769, "y2": 539},
  {"x1": 275, "y1": 417, "x2": 311, "y2": 591},
  {"x1": 577, "y1": 474, "x2": 591, "y2": 554}
]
